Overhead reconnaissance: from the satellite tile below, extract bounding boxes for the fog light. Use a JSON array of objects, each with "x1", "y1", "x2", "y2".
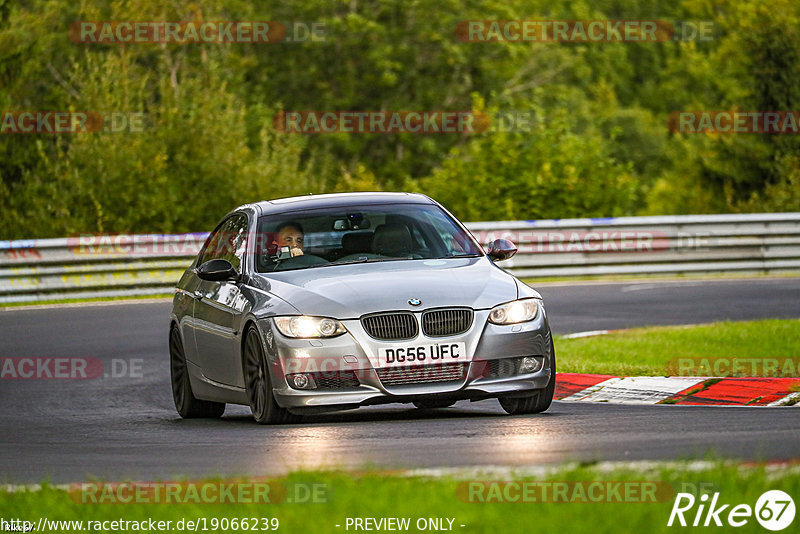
[
  {"x1": 291, "y1": 373, "x2": 311, "y2": 389},
  {"x1": 520, "y1": 356, "x2": 544, "y2": 373}
]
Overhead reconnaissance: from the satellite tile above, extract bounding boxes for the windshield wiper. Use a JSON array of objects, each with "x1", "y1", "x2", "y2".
[
  {"x1": 264, "y1": 255, "x2": 426, "y2": 273},
  {"x1": 433, "y1": 253, "x2": 482, "y2": 259},
  {"x1": 331, "y1": 257, "x2": 371, "y2": 265},
  {"x1": 333, "y1": 257, "x2": 413, "y2": 265}
]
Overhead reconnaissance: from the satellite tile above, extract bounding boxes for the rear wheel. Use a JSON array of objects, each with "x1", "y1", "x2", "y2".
[
  {"x1": 243, "y1": 325, "x2": 300, "y2": 424},
  {"x1": 169, "y1": 327, "x2": 225, "y2": 418},
  {"x1": 413, "y1": 400, "x2": 456, "y2": 410},
  {"x1": 499, "y1": 339, "x2": 556, "y2": 415}
]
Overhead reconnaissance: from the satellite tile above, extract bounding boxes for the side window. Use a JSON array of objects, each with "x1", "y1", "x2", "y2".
[
  {"x1": 199, "y1": 222, "x2": 227, "y2": 266},
  {"x1": 224, "y1": 215, "x2": 249, "y2": 270},
  {"x1": 199, "y1": 214, "x2": 249, "y2": 271}
]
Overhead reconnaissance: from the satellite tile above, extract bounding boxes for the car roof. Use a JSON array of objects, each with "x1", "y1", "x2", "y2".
[{"x1": 240, "y1": 192, "x2": 436, "y2": 216}]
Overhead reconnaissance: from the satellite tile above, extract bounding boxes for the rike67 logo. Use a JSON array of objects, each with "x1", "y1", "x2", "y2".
[{"x1": 668, "y1": 490, "x2": 795, "y2": 531}]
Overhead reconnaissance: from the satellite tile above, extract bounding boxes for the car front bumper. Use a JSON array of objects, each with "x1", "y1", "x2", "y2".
[{"x1": 258, "y1": 308, "x2": 553, "y2": 412}]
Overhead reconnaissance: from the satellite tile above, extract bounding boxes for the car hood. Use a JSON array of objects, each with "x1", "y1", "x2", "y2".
[{"x1": 255, "y1": 257, "x2": 519, "y2": 318}]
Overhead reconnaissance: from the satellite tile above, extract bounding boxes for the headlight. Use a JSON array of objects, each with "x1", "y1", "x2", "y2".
[
  {"x1": 273, "y1": 316, "x2": 346, "y2": 338},
  {"x1": 488, "y1": 299, "x2": 539, "y2": 325}
]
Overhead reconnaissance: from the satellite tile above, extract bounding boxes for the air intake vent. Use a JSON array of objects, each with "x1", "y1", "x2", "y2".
[
  {"x1": 422, "y1": 308, "x2": 473, "y2": 337},
  {"x1": 487, "y1": 358, "x2": 521, "y2": 378},
  {"x1": 314, "y1": 371, "x2": 361, "y2": 390},
  {"x1": 361, "y1": 312, "x2": 418, "y2": 340},
  {"x1": 377, "y1": 362, "x2": 468, "y2": 386}
]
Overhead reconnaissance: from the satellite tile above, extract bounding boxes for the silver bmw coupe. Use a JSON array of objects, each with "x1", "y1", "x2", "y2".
[{"x1": 169, "y1": 192, "x2": 555, "y2": 423}]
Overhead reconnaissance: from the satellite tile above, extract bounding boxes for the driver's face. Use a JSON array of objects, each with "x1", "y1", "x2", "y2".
[{"x1": 277, "y1": 227, "x2": 304, "y2": 249}]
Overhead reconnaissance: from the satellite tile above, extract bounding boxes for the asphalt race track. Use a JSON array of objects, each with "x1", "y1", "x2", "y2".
[{"x1": 1, "y1": 278, "x2": 799, "y2": 483}]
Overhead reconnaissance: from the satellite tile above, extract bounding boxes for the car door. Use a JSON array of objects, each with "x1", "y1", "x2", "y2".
[{"x1": 192, "y1": 213, "x2": 251, "y2": 387}]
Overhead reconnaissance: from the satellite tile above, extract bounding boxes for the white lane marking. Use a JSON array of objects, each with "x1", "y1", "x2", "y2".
[
  {"x1": 622, "y1": 282, "x2": 710, "y2": 292},
  {"x1": 1, "y1": 297, "x2": 172, "y2": 312},
  {"x1": 620, "y1": 278, "x2": 800, "y2": 292},
  {"x1": 561, "y1": 330, "x2": 611, "y2": 339},
  {"x1": 530, "y1": 276, "x2": 800, "y2": 289},
  {"x1": 2, "y1": 483, "x2": 70, "y2": 492},
  {"x1": 561, "y1": 376, "x2": 708, "y2": 404}
]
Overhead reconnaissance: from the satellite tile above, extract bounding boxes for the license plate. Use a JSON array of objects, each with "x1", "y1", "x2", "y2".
[{"x1": 378, "y1": 342, "x2": 467, "y2": 367}]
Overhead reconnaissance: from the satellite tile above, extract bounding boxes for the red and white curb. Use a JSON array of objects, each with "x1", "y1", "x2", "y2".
[{"x1": 555, "y1": 373, "x2": 800, "y2": 406}]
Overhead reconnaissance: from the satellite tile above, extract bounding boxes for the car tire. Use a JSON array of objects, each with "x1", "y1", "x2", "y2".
[
  {"x1": 499, "y1": 338, "x2": 556, "y2": 415},
  {"x1": 243, "y1": 325, "x2": 300, "y2": 425},
  {"x1": 169, "y1": 327, "x2": 226, "y2": 419},
  {"x1": 413, "y1": 400, "x2": 457, "y2": 410}
]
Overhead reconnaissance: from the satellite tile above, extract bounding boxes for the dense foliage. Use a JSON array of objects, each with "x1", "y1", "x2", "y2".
[{"x1": 1, "y1": 0, "x2": 798, "y2": 238}]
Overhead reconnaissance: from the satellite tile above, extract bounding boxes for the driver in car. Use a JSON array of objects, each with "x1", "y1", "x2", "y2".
[{"x1": 275, "y1": 222, "x2": 304, "y2": 257}]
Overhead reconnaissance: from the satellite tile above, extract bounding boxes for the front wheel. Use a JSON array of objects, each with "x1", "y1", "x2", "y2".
[
  {"x1": 243, "y1": 325, "x2": 300, "y2": 424},
  {"x1": 499, "y1": 339, "x2": 556, "y2": 415},
  {"x1": 169, "y1": 327, "x2": 225, "y2": 418}
]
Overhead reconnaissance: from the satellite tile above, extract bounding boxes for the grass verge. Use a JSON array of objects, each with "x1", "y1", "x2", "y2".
[
  {"x1": 556, "y1": 319, "x2": 800, "y2": 376},
  {"x1": 1, "y1": 462, "x2": 797, "y2": 533}
]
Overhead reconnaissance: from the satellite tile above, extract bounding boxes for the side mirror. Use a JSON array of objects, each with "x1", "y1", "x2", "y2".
[
  {"x1": 196, "y1": 259, "x2": 238, "y2": 282},
  {"x1": 486, "y1": 239, "x2": 518, "y2": 262}
]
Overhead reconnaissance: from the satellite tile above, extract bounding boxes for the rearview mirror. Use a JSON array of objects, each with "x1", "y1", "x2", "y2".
[
  {"x1": 196, "y1": 259, "x2": 239, "y2": 282},
  {"x1": 486, "y1": 239, "x2": 517, "y2": 262},
  {"x1": 333, "y1": 214, "x2": 371, "y2": 231}
]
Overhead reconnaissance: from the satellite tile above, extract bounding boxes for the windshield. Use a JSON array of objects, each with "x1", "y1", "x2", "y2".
[{"x1": 254, "y1": 203, "x2": 483, "y2": 273}]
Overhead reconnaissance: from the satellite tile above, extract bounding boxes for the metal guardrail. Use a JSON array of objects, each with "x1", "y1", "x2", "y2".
[
  {"x1": 1, "y1": 213, "x2": 799, "y2": 303},
  {"x1": 467, "y1": 212, "x2": 800, "y2": 277},
  {"x1": 0, "y1": 234, "x2": 207, "y2": 303}
]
